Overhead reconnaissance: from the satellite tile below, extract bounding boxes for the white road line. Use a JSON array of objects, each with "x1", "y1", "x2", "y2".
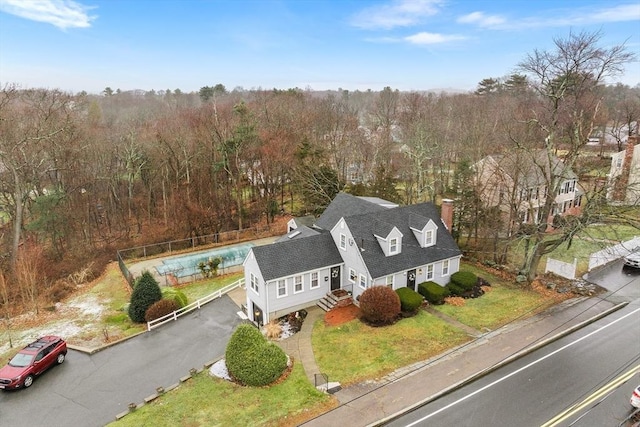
[{"x1": 404, "y1": 306, "x2": 640, "y2": 427}]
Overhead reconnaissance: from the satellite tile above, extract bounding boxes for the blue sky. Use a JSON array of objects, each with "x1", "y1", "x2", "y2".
[{"x1": 0, "y1": 0, "x2": 639, "y2": 94}]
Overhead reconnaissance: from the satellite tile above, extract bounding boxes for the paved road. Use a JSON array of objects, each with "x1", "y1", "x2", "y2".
[
  {"x1": 0, "y1": 296, "x2": 244, "y2": 427},
  {"x1": 384, "y1": 261, "x2": 640, "y2": 427},
  {"x1": 385, "y1": 301, "x2": 640, "y2": 426}
]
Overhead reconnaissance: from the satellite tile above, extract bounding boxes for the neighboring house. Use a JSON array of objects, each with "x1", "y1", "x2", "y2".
[
  {"x1": 243, "y1": 193, "x2": 462, "y2": 325},
  {"x1": 474, "y1": 149, "x2": 582, "y2": 229},
  {"x1": 607, "y1": 135, "x2": 640, "y2": 206}
]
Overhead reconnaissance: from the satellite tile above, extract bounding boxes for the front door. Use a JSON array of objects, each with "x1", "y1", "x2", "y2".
[
  {"x1": 330, "y1": 266, "x2": 340, "y2": 291},
  {"x1": 406, "y1": 269, "x2": 416, "y2": 291},
  {"x1": 252, "y1": 302, "x2": 264, "y2": 326}
]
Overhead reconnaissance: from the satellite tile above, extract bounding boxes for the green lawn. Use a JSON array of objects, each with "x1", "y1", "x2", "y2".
[
  {"x1": 312, "y1": 311, "x2": 470, "y2": 386},
  {"x1": 110, "y1": 363, "x2": 335, "y2": 427},
  {"x1": 434, "y1": 263, "x2": 562, "y2": 331},
  {"x1": 177, "y1": 272, "x2": 244, "y2": 302}
]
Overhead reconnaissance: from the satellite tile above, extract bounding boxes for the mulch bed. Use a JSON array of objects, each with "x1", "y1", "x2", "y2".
[{"x1": 324, "y1": 304, "x2": 360, "y2": 326}]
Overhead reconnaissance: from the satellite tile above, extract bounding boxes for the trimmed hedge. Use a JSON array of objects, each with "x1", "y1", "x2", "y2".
[
  {"x1": 359, "y1": 286, "x2": 401, "y2": 326},
  {"x1": 161, "y1": 287, "x2": 188, "y2": 308},
  {"x1": 447, "y1": 282, "x2": 464, "y2": 297},
  {"x1": 418, "y1": 281, "x2": 450, "y2": 305},
  {"x1": 395, "y1": 287, "x2": 423, "y2": 313},
  {"x1": 450, "y1": 270, "x2": 477, "y2": 291},
  {"x1": 128, "y1": 271, "x2": 162, "y2": 323},
  {"x1": 225, "y1": 324, "x2": 288, "y2": 387}
]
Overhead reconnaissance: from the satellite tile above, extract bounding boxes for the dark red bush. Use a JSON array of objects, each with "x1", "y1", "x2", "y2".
[
  {"x1": 359, "y1": 286, "x2": 401, "y2": 326},
  {"x1": 144, "y1": 299, "x2": 180, "y2": 322}
]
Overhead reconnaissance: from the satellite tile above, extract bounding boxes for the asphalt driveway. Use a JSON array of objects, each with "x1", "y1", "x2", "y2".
[{"x1": 0, "y1": 295, "x2": 244, "y2": 427}]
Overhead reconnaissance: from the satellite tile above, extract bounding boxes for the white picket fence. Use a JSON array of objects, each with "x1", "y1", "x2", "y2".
[{"x1": 147, "y1": 278, "x2": 245, "y2": 331}]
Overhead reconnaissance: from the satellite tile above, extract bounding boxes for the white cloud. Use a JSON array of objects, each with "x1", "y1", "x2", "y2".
[
  {"x1": 457, "y1": 11, "x2": 505, "y2": 28},
  {"x1": 404, "y1": 31, "x2": 466, "y2": 45},
  {"x1": 0, "y1": 0, "x2": 96, "y2": 29},
  {"x1": 458, "y1": 4, "x2": 640, "y2": 31},
  {"x1": 350, "y1": 0, "x2": 444, "y2": 30}
]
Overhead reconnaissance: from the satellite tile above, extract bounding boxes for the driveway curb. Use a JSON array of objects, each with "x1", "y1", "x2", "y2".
[{"x1": 370, "y1": 300, "x2": 630, "y2": 427}]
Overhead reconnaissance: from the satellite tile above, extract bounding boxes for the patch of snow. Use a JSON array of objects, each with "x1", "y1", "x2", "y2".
[
  {"x1": 278, "y1": 322, "x2": 296, "y2": 340},
  {"x1": 209, "y1": 359, "x2": 232, "y2": 381},
  {"x1": 67, "y1": 294, "x2": 106, "y2": 316}
]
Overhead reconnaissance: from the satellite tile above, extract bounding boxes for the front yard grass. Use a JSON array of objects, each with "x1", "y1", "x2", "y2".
[
  {"x1": 110, "y1": 362, "x2": 336, "y2": 427},
  {"x1": 434, "y1": 263, "x2": 565, "y2": 331},
  {"x1": 312, "y1": 311, "x2": 471, "y2": 386}
]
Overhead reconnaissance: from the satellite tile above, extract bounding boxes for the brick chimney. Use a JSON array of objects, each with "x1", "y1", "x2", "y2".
[
  {"x1": 612, "y1": 135, "x2": 637, "y2": 202},
  {"x1": 440, "y1": 199, "x2": 454, "y2": 232}
]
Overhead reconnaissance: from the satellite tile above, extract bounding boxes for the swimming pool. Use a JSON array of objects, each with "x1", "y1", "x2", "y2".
[{"x1": 155, "y1": 243, "x2": 254, "y2": 278}]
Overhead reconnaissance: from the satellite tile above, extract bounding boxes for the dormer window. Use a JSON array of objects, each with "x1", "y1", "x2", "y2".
[
  {"x1": 389, "y1": 237, "x2": 399, "y2": 254},
  {"x1": 425, "y1": 229, "x2": 434, "y2": 246}
]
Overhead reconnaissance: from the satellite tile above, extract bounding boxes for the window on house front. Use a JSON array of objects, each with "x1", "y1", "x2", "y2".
[
  {"x1": 425, "y1": 229, "x2": 434, "y2": 246},
  {"x1": 250, "y1": 273, "x2": 259, "y2": 294},
  {"x1": 340, "y1": 233, "x2": 347, "y2": 250},
  {"x1": 359, "y1": 274, "x2": 367, "y2": 289},
  {"x1": 442, "y1": 260, "x2": 450, "y2": 276},
  {"x1": 311, "y1": 272, "x2": 319, "y2": 289},
  {"x1": 389, "y1": 237, "x2": 399, "y2": 254},
  {"x1": 385, "y1": 275, "x2": 393, "y2": 288},
  {"x1": 277, "y1": 279, "x2": 287, "y2": 297},
  {"x1": 294, "y1": 275, "x2": 303, "y2": 293},
  {"x1": 426, "y1": 264, "x2": 434, "y2": 280},
  {"x1": 349, "y1": 268, "x2": 357, "y2": 283}
]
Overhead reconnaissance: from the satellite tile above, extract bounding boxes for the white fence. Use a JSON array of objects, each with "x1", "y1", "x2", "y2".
[
  {"x1": 545, "y1": 258, "x2": 577, "y2": 280},
  {"x1": 147, "y1": 278, "x2": 245, "y2": 331},
  {"x1": 588, "y1": 236, "x2": 640, "y2": 271}
]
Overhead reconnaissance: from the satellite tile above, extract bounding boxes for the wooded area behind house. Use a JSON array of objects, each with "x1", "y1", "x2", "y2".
[{"x1": 0, "y1": 31, "x2": 638, "y2": 315}]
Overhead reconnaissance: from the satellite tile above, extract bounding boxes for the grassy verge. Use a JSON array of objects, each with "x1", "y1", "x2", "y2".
[
  {"x1": 110, "y1": 362, "x2": 336, "y2": 427},
  {"x1": 434, "y1": 263, "x2": 565, "y2": 331},
  {"x1": 312, "y1": 311, "x2": 470, "y2": 386}
]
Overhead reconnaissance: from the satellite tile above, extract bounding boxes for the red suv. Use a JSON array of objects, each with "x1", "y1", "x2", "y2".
[{"x1": 0, "y1": 336, "x2": 67, "y2": 390}]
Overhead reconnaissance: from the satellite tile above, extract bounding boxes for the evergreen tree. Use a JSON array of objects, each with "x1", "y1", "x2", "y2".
[{"x1": 128, "y1": 271, "x2": 162, "y2": 323}]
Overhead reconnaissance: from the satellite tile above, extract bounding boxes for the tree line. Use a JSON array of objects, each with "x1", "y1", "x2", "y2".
[{"x1": 0, "y1": 30, "x2": 638, "y2": 313}]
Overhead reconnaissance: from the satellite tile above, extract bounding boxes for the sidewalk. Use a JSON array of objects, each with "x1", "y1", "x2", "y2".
[{"x1": 294, "y1": 296, "x2": 626, "y2": 427}]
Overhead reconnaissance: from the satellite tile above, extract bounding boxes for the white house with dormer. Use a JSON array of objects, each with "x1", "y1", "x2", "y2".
[{"x1": 242, "y1": 193, "x2": 462, "y2": 325}]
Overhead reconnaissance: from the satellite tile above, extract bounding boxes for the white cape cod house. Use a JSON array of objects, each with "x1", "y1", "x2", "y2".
[{"x1": 243, "y1": 193, "x2": 462, "y2": 325}]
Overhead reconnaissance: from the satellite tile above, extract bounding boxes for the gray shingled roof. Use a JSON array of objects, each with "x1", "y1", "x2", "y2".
[
  {"x1": 345, "y1": 203, "x2": 461, "y2": 279},
  {"x1": 275, "y1": 225, "x2": 320, "y2": 242},
  {"x1": 251, "y1": 232, "x2": 343, "y2": 281},
  {"x1": 314, "y1": 192, "x2": 386, "y2": 230}
]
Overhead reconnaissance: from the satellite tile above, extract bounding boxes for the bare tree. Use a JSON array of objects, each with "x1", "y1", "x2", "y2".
[{"x1": 515, "y1": 30, "x2": 635, "y2": 282}]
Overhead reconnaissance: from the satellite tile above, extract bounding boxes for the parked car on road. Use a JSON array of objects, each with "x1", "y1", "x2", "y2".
[
  {"x1": 0, "y1": 336, "x2": 67, "y2": 390},
  {"x1": 632, "y1": 385, "x2": 640, "y2": 408},
  {"x1": 623, "y1": 251, "x2": 640, "y2": 269}
]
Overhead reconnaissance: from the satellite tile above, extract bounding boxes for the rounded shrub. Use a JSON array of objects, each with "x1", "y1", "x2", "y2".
[
  {"x1": 144, "y1": 299, "x2": 179, "y2": 322},
  {"x1": 447, "y1": 282, "x2": 464, "y2": 297},
  {"x1": 225, "y1": 324, "x2": 288, "y2": 387},
  {"x1": 161, "y1": 287, "x2": 188, "y2": 308},
  {"x1": 395, "y1": 287, "x2": 423, "y2": 313},
  {"x1": 418, "y1": 281, "x2": 450, "y2": 305},
  {"x1": 450, "y1": 271, "x2": 478, "y2": 291},
  {"x1": 359, "y1": 285, "x2": 401, "y2": 326},
  {"x1": 128, "y1": 271, "x2": 162, "y2": 323}
]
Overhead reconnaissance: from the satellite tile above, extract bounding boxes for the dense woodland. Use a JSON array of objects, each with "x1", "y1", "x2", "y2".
[{"x1": 0, "y1": 31, "x2": 639, "y2": 314}]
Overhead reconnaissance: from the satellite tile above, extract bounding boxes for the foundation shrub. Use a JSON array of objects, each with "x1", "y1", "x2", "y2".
[
  {"x1": 450, "y1": 271, "x2": 478, "y2": 291},
  {"x1": 359, "y1": 285, "x2": 401, "y2": 326},
  {"x1": 395, "y1": 287, "x2": 423, "y2": 313},
  {"x1": 418, "y1": 281, "x2": 450, "y2": 305}
]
